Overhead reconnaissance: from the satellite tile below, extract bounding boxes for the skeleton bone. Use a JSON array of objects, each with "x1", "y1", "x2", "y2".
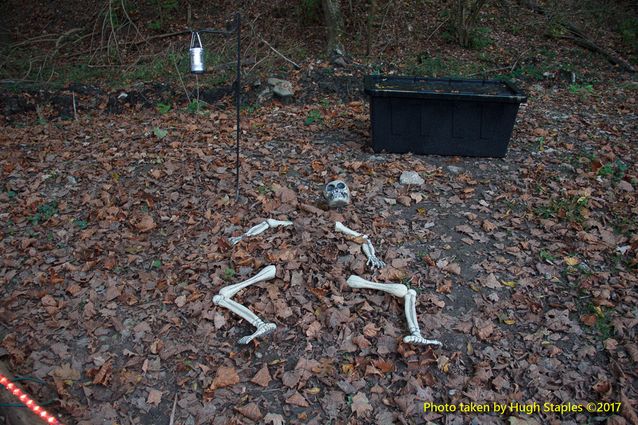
[
  {"x1": 323, "y1": 180, "x2": 351, "y2": 208},
  {"x1": 229, "y1": 219, "x2": 293, "y2": 245},
  {"x1": 347, "y1": 275, "x2": 442, "y2": 347},
  {"x1": 403, "y1": 289, "x2": 442, "y2": 347},
  {"x1": 346, "y1": 275, "x2": 408, "y2": 298},
  {"x1": 213, "y1": 265, "x2": 278, "y2": 344},
  {"x1": 335, "y1": 222, "x2": 385, "y2": 269},
  {"x1": 219, "y1": 265, "x2": 276, "y2": 298}
]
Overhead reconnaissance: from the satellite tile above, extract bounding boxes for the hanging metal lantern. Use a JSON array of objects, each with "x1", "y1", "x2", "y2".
[{"x1": 190, "y1": 32, "x2": 205, "y2": 74}]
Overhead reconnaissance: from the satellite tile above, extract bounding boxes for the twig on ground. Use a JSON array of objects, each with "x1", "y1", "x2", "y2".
[
  {"x1": 169, "y1": 393, "x2": 178, "y2": 425},
  {"x1": 73, "y1": 92, "x2": 78, "y2": 120},
  {"x1": 258, "y1": 36, "x2": 300, "y2": 69},
  {"x1": 170, "y1": 44, "x2": 191, "y2": 103}
]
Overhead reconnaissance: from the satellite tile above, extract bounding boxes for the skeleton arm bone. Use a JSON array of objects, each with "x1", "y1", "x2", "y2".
[
  {"x1": 346, "y1": 275, "x2": 408, "y2": 298},
  {"x1": 335, "y1": 222, "x2": 385, "y2": 269},
  {"x1": 229, "y1": 219, "x2": 293, "y2": 245}
]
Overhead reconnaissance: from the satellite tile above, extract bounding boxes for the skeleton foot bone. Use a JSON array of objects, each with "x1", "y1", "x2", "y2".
[
  {"x1": 403, "y1": 289, "x2": 443, "y2": 347},
  {"x1": 229, "y1": 219, "x2": 293, "y2": 245},
  {"x1": 347, "y1": 275, "x2": 442, "y2": 347},
  {"x1": 213, "y1": 265, "x2": 278, "y2": 344},
  {"x1": 335, "y1": 222, "x2": 386, "y2": 269}
]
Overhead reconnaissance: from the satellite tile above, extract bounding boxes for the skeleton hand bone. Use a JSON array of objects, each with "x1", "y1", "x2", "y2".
[
  {"x1": 230, "y1": 219, "x2": 293, "y2": 245},
  {"x1": 335, "y1": 222, "x2": 385, "y2": 270}
]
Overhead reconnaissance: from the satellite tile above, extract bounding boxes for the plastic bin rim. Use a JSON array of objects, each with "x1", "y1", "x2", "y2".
[{"x1": 364, "y1": 75, "x2": 527, "y2": 103}]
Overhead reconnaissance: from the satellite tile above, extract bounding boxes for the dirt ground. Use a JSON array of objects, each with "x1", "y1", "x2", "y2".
[{"x1": 1, "y1": 59, "x2": 637, "y2": 425}]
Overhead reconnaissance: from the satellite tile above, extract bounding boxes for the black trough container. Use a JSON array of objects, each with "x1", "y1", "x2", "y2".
[{"x1": 364, "y1": 75, "x2": 527, "y2": 157}]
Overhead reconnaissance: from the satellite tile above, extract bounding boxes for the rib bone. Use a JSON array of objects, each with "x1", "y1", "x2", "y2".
[
  {"x1": 335, "y1": 222, "x2": 385, "y2": 269},
  {"x1": 403, "y1": 289, "x2": 442, "y2": 347},
  {"x1": 346, "y1": 275, "x2": 408, "y2": 298},
  {"x1": 214, "y1": 265, "x2": 278, "y2": 345},
  {"x1": 229, "y1": 219, "x2": 293, "y2": 245}
]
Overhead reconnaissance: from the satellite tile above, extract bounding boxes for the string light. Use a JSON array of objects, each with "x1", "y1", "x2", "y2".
[{"x1": 0, "y1": 373, "x2": 62, "y2": 425}]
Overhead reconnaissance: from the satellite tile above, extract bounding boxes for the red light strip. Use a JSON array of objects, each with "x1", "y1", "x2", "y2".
[{"x1": 0, "y1": 373, "x2": 62, "y2": 425}]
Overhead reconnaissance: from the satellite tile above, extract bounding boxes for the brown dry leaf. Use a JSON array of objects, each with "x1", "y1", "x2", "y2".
[
  {"x1": 481, "y1": 273, "x2": 501, "y2": 289},
  {"x1": 251, "y1": 364, "x2": 272, "y2": 387},
  {"x1": 592, "y1": 379, "x2": 612, "y2": 397},
  {"x1": 235, "y1": 402, "x2": 263, "y2": 421},
  {"x1": 306, "y1": 320, "x2": 322, "y2": 338},
  {"x1": 620, "y1": 390, "x2": 638, "y2": 425},
  {"x1": 353, "y1": 334, "x2": 371, "y2": 349},
  {"x1": 41, "y1": 295, "x2": 57, "y2": 307},
  {"x1": 135, "y1": 214, "x2": 156, "y2": 232},
  {"x1": 443, "y1": 262, "x2": 461, "y2": 275},
  {"x1": 286, "y1": 391, "x2": 309, "y2": 407},
  {"x1": 372, "y1": 359, "x2": 394, "y2": 373},
  {"x1": 92, "y1": 359, "x2": 113, "y2": 386},
  {"x1": 437, "y1": 279, "x2": 453, "y2": 293},
  {"x1": 474, "y1": 319, "x2": 494, "y2": 340},
  {"x1": 51, "y1": 363, "x2": 80, "y2": 380},
  {"x1": 482, "y1": 220, "x2": 497, "y2": 232},
  {"x1": 363, "y1": 323, "x2": 379, "y2": 337},
  {"x1": 264, "y1": 413, "x2": 285, "y2": 425},
  {"x1": 210, "y1": 366, "x2": 240, "y2": 390},
  {"x1": 146, "y1": 389, "x2": 162, "y2": 406},
  {"x1": 351, "y1": 392, "x2": 372, "y2": 417},
  {"x1": 103, "y1": 255, "x2": 117, "y2": 270},
  {"x1": 625, "y1": 343, "x2": 638, "y2": 363},
  {"x1": 174, "y1": 295, "x2": 187, "y2": 308}
]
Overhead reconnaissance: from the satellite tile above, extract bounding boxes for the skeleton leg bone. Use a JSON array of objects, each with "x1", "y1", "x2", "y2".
[
  {"x1": 229, "y1": 219, "x2": 293, "y2": 245},
  {"x1": 218, "y1": 265, "x2": 276, "y2": 298},
  {"x1": 346, "y1": 275, "x2": 408, "y2": 298},
  {"x1": 214, "y1": 265, "x2": 278, "y2": 344},
  {"x1": 335, "y1": 222, "x2": 385, "y2": 269},
  {"x1": 347, "y1": 275, "x2": 442, "y2": 347},
  {"x1": 403, "y1": 289, "x2": 443, "y2": 347}
]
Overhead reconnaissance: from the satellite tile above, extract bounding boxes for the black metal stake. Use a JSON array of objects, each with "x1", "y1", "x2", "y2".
[
  {"x1": 235, "y1": 12, "x2": 241, "y2": 201},
  {"x1": 191, "y1": 13, "x2": 242, "y2": 201}
]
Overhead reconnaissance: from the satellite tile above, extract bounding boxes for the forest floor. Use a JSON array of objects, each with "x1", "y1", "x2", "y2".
[{"x1": 1, "y1": 2, "x2": 638, "y2": 425}]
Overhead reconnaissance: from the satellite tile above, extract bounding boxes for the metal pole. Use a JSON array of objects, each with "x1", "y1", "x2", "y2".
[{"x1": 235, "y1": 12, "x2": 241, "y2": 201}]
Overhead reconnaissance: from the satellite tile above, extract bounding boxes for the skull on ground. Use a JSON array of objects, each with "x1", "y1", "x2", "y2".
[{"x1": 324, "y1": 180, "x2": 350, "y2": 208}]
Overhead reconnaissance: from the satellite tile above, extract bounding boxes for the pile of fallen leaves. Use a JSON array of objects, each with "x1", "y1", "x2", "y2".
[{"x1": 1, "y1": 68, "x2": 637, "y2": 425}]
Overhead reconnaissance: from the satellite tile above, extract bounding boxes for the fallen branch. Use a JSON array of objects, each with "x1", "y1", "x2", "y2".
[
  {"x1": 517, "y1": 0, "x2": 636, "y2": 73},
  {"x1": 258, "y1": 36, "x2": 300, "y2": 69}
]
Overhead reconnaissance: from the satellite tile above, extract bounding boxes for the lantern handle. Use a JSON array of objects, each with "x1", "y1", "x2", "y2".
[{"x1": 190, "y1": 31, "x2": 203, "y2": 49}]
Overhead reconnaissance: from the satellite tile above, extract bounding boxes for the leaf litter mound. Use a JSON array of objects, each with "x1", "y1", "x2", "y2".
[{"x1": 0, "y1": 77, "x2": 637, "y2": 424}]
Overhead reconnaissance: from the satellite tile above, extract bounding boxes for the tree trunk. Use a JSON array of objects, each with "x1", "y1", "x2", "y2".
[
  {"x1": 366, "y1": 0, "x2": 377, "y2": 57},
  {"x1": 454, "y1": 0, "x2": 487, "y2": 48},
  {"x1": 322, "y1": 0, "x2": 345, "y2": 58}
]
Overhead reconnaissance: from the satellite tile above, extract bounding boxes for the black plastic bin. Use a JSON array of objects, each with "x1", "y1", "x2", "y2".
[{"x1": 364, "y1": 75, "x2": 527, "y2": 157}]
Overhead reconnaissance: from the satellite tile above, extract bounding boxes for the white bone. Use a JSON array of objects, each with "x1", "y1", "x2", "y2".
[
  {"x1": 362, "y1": 240, "x2": 386, "y2": 269},
  {"x1": 229, "y1": 219, "x2": 293, "y2": 245},
  {"x1": 214, "y1": 265, "x2": 278, "y2": 345},
  {"x1": 403, "y1": 289, "x2": 442, "y2": 347},
  {"x1": 218, "y1": 265, "x2": 276, "y2": 298},
  {"x1": 335, "y1": 221, "x2": 364, "y2": 238},
  {"x1": 213, "y1": 295, "x2": 277, "y2": 345},
  {"x1": 335, "y1": 222, "x2": 385, "y2": 269},
  {"x1": 346, "y1": 275, "x2": 408, "y2": 298}
]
